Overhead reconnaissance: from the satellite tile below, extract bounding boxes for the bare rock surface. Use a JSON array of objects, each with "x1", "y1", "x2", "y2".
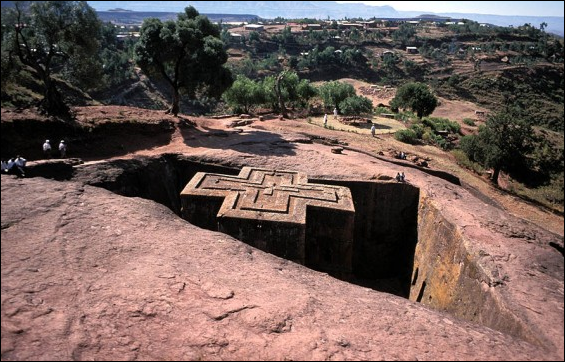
[
  {"x1": 2, "y1": 106, "x2": 563, "y2": 361},
  {"x1": 1, "y1": 175, "x2": 559, "y2": 360}
]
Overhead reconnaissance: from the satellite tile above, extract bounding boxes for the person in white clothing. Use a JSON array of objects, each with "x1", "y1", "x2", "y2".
[
  {"x1": 333, "y1": 107, "x2": 338, "y2": 119},
  {"x1": 5, "y1": 156, "x2": 25, "y2": 177},
  {"x1": 13, "y1": 155, "x2": 26, "y2": 177},
  {"x1": 43, "y1": 140, "x2": 52, "y2": 159},
  {"x1": 15, "y1": 155, "x2": 26, "y2": 168},
  {"x1": 59, "y1": 140, "x2": 67, "y2": 158},
  {"x1": 323, "y1": 113, "x2": 328, "y2": 127}
]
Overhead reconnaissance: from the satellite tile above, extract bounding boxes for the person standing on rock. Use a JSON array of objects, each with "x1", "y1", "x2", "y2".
[
  {"x1": 59, "y1": 140, "x2": 67, "y2": 158},
  {"x1": 43, "y1": 140, "x2": 52, "y2": 159}
]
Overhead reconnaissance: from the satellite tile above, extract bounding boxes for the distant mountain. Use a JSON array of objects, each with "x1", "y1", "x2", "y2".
[
  {"x1": 88, "y1": 1, "x2": 400, "y2": 19},
  {"x1": 5, "y1": 1, "x2": 560, "y2": 36},
  {"x1": 445, "y1": 13, "x2": 563, "y2": 37},
  {"x1": 97, "y1": 10, "x2": 257, "y2": 24}
]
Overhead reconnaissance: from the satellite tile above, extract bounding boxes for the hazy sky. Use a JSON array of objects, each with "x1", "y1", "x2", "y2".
[{"x1": 336, "y1": 1, "x2": 565, "y2": 17}]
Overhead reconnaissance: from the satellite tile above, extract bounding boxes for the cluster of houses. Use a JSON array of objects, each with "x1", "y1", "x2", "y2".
[
  {"x1": 112, "y1": 17, "x2": 490, "y2": 47},
  {"x1": 231, "y1": 17, "x2": 489, "y2": 33}
]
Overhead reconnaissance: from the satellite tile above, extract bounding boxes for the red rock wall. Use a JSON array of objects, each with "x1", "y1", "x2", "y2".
[{"x1": 411, "y1": 196, "x2": 535, "y2": 345}]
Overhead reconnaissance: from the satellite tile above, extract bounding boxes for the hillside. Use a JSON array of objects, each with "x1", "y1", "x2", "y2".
[{"x1": 2, "y1": 11, "x2": 563, "y2": 213}]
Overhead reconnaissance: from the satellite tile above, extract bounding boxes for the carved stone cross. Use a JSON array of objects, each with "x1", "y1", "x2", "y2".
[
  {"x1": 181, "y1": 167, "x2": 354, "y2": 223},
  {"x1": 181, "y1": 167, "x2": 355, "y2": 276}
]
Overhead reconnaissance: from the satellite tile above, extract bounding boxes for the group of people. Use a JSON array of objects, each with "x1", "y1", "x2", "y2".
[
  {"x1": 2, "y1": 139, "x2": 68, "y2": 178},
  {"x1": 43, "y1": 139, "x2": 67, "y2": 159},
  {"x1": 1, "y1": 155, "x2": 27, "y2": 177},
  {"x1": 395, "y1": 172, "x2": 406, "y2": 182},
  {"x1": 322, "y1": 108, "x2": 339, "y2": 127}
]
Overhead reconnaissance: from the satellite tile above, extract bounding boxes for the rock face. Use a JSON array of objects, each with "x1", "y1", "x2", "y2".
[
  {"x1": 1, "y1": 175, "x2": 559, "y2": 361},
  {"x1": 44, "y1": 154, "x2": 565, "y2": 354},
  {"x1": 180, "y1": 167, "x2": 355, "y2": 277},
  {"x1": 2, "y1": 144, "x2": 563, "y2": 361}
]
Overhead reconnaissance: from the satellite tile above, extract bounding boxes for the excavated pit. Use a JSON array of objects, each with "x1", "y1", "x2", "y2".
[
  {"x1": 63, "y1": 155, "x2": 419, "y2": 297},
  {"x1": 42, "y1": 154, "x2": 540, "y2": 346}
]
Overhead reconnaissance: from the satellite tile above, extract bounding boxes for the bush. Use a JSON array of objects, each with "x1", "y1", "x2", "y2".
[
  {"x1": 394, "y1": 111, "x2": 417, "y2": 122},
  {"x1": 374, "y1": 106, "x2": 390, "y2": 115},
  {"x1": 452, "y1": 149, "x2": 485, "y2": 174},
  {"x1": 422, "y1": 117, "x2": 461, "y2": 134},
  {"x1": 463, "y1": 118, "x2": 476, "y2": 126},
  {"x1": 395, "y1": 129, "x2": 419, "y2": 144},
  {"x1": 410, "y1": 123, "x2": 425, "y2": 138}
]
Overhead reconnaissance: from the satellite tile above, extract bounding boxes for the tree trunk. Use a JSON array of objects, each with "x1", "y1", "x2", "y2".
[
  {"x1": 275, "y1": 74, "x2": 288, "y2": 118},
  {"x1": 40, "y1": 75, "x2": 70, "y2": 119},
  {"x1": 491, "y1": 166, "x2": 501, "y2": 185},
  {"x1": 171, "y1": 86, "x2": 180, "y2": 116}
]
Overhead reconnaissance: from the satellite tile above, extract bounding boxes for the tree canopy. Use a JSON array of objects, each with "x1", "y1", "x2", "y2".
[
  {"x1": 222, "y1": 71, "x2": 317, "y2": 115},
  {"x1": 134, "y1": 6, "x2": 232, "y2": 116},
  {"x1": 391, "y1": 82, "x2": 438, "y2": 119},
  {"x1": 318, "y1": 81, "x2": 356, "y2": 111},
  {"x1": 222, "y1": 75, "x2": 264, "y2": 114},
  {"x1": 460, "y1": 111, "x2": 535, "y2": 184},
  {"x1": 3, "y1": 1, "x2": 101, "y2": 117},
  {"x1": 339, "y1": 95, "x2": 373, "y2": 115}
]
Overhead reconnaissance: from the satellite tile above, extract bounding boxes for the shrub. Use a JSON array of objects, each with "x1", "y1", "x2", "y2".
[
  {"x1": 395, "y1": 129, "x2": 419, "y2": 144},
  {"x1": 374, "y1": 106, "x2": 391, "y2": 115},
  {"x1": 463, "y1": 118, "x2": 476, "y2": 126},
  {"x1": 410, "y1": 123, "x2": 425, "y2": 138},
  {"x1": 452, "y1": 149, "x2": 485, "y2": 174},
  {"x1": 422, "y1": 117, "x2": 461, "y2": 134}
]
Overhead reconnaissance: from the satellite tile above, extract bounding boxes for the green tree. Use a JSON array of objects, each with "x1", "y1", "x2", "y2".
[
  {"x1": 392, "y1": 23, "x2": 416, "y2": 47},
  {"x1": 338, "y1": 95, "x2": 373, "y2": 115},
  {"x1": 5, "y1": 1, "x2": 101, "y2": 117},
  {"x1": 295, "y1": 79, "x2": 317, "y2": 108},
  {"x1": 248, "y1": 31, "x2": 260, "y2": 43},
  {"x1": 318, "y1": 81, "x2": 356, "y2": 111},
  {"x1": 134, "y1": 6, "x2": 232, "y2": 116},
  {"x1": 391, "y1": 82, "x2": 438, "y2": 119},
  {"x1": 257, "y1": 71, "x2": 316, "y2": 115},
  {"x1": 460, "y1": 111, "x2": 535, "y2": 184},
  {"x1": 273, "y1": 70, "x2": 301, "y2": 117},
  {"x1": 222, "y1": 75, "x2": 263, "y2": 114}
]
